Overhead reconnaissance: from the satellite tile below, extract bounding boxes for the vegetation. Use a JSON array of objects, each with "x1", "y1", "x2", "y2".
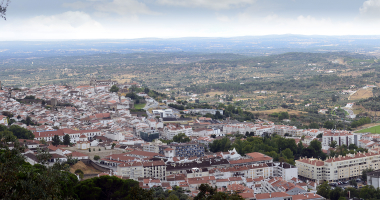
[
  {"x1": 109, "y1": 85, "x2": 119, "y2": 93},
  {"x1": 317, "y1": 181, "x2": 380, "y2": 200},
  {"x1": 173, "y1": 133, "x2": 191, "y2": 143},
  {"x1": 140, "y1": 132, "x2": 159, "y2": 142},
  {"x1": 209, "y1": 134, "x2": 326, "y2": 164},
  {"x1": 0, "y1": 124, "x2": 34, "y2": 139},
  {"x1": 355, "y1": 124, "x2": 380, "y2": 133}
]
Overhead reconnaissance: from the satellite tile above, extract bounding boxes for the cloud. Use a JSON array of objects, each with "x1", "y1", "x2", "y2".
[
  {"x1": 359, "y1": 0, "x2": 380, "y2": 20},
  {"x1": 64, "y1": 0, "x2": 158, "y2": 15},
  {"x1": 95, "y1": 0, "x2": 159, "y2": 15},
  {"x1": 1, "y1": 11, "x2": 106, "y2": 40},
  {"x1": 157, "y1": 0, "x2": 256, "y2": 10}
]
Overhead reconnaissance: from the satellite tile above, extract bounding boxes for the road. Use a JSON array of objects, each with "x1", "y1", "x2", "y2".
[{"x1": 343, "y1": 108, "x2": 356, "y2": 119}]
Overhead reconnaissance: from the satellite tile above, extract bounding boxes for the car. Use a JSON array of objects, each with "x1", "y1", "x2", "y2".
[
  {"x1": 356, "y1": 179, "x2": 361, "y2": 182},
  {"x1": 344, "y1": 181, "x2": 349, "y2": 184}
]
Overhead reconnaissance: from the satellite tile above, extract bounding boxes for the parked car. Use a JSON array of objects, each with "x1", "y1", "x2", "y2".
[
  {"x1": 344, "y1": 181, "x2": 349, "y2": 184},
  {"x1": 356, "y1": 178, "x2": 361, "y2": 182}
]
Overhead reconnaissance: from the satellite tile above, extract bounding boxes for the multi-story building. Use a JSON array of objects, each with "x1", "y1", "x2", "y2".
[
  {"x1": 117, "y1": 160, "x2": 166, "y2": 181},
  {"x1": 296, "y1": 151, "x2": 380, "y2": 183},
  {"x1": 160, "y1": 142, "x2": 205, "y2": 158},
  {"x1": 267, "y1": 162, "x2": 298, "y2": 181},
  {"x1": 322, "y1": 130, "x2": 360, "y2": 150},
  {"x1": 163, "y1": 124, "x2": 193, "y2": 139}
]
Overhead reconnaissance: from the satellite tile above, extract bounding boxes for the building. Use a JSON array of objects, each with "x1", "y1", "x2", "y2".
[
  {"x1": 296, "y1": 151, "x2": 380, "y2": 183},
  {"x1": 267, "y1": 162, "x2": 298, "y2": 182},
  {"x1": 163, "y1": 124, "x2": 193, "y2": 139},
  {"x1": 76, "y1": 134, "x2": 90, "y2": 150},
  {"x1": 117, "y1": 160, "x2": 166, "y2": 181},
  {"x1": 160, "y1": 142, "x2": 205, "y2": 158},
  {"x1": 367, "y1": 170, "x2": 380, "y2": 188},
  {"x1": 322, "y1": 130, "x2": 359, "y2": 150}
]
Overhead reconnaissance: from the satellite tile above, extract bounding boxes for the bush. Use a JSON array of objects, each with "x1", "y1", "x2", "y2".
[{"x1": 94, "y1": 155, "x2": 100, "y2": 161}]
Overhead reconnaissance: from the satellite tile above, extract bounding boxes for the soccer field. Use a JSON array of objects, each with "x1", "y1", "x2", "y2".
[{"x1": 355, "y1": 125, "x2": 380, "y2": 133}]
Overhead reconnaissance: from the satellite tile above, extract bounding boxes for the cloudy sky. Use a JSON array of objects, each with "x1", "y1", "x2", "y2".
[{"x1": 1, "y1": 0, "x2": 380, "y2": 40}]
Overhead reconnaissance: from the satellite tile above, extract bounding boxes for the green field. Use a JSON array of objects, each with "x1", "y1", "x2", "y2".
[
  {"x1": 134, "y1": 103, "x2": 146, "y2": 109},
  {"x1": 355, "y1": 125, "x2": 380, "y2": 133}
]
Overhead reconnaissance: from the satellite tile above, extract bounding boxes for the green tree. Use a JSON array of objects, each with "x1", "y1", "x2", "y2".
[
  {"x1": 109, "y1": 85, "x2": 119, "y2": 93},
  {"x1": 9, "y1": 125, "x2": 34, "y2": 139},
  {"x1": 26, "y1": 116, "x2": 32, "y2": 126},
  {"x1": 317, "y1": 181, "x2": 331, "y2": 199},
  {"x1": 0, "y1": 130, "x2": 79, "y2": 199},
  {"x1": 349, "y1": 144, "x2": 358, "y2": 150},
  {"x1": 194, "y1": 184, "x2": 243, "y2": 200},
  {"x1": 74, "y1": 176, "x2": 152, "y2": 200},
  {"x1": 329, "y1": 187, "x2": 343, "y2": 200},
  {"x1": 52, "y1": 135, "x2": 61, "y2": 146},
  {"x1": 63, "y1": 134, "x2": 70, "y2": 145},
  {"x1": 324, "y1": 121, "x2": 334, "y2": 129},
  {"x1": 94, "y1": 155, "x2": 100, "y2": 160},
  {"x1": 329, "y1": 140, "x2": 337, "y2": 148},
  {"x1": 362, "y1": 168, "x2": 374, "y2": 181},
  {"x1": 173, "y1": 133, "x2": 191, "y2": 143}
]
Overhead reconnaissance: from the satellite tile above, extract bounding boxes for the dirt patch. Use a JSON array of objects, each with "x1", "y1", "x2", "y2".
[
  {"x1": 349, "y1": 88, "x2": 373, "y2": 100},
  {"x1": 70, "y1": 161, "x2": 102, "y2": 174}
]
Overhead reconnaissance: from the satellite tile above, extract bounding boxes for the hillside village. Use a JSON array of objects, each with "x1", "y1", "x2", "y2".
[{"x1": 3, "y1": 79, "x2": 380, "y2": 200}]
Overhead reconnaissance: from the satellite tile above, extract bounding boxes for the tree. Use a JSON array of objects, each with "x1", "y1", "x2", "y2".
[
  {"x1": 63, "y1": 134, "x2": 70, "y2": 145},
  {"x1": 329, "y1": 187, "x2": 343, "y2": 200},
  {"x1": 52, "y1": 135, "x2": 61, "y2": 146},
  {"x1": 349, "y1": 144, "x2": 358, "y2": 150},
  {"x1": 109, "y1": 85, "x2": 119, "y2": 93},
  {"x1": 317, "y1": 181, "x2": 331, "y2": 198},
  {"x1": 194, "y1": 184, "x2": 243, "y2": 200},
  {"x1": 173, "y1": 133, "x2": 190, "y2": 143},
  {"x1": 111, "y1": 143, "x2": 116, "y2": 149},
  {"x1": 9, "y1": 125, "x2": 34, "y2": 139},
  {"x1": 329, "y1": 140, "x2": 337, "y2": 148},
  {"x1": 316, "y1": 133, "x2": 323, "y2": 138},
  {"x1": 324, "y1": 121, "x2": 334, "y2": 129},
  {"x1": 94, "y1": 155, "x2": 100, "y2": 160},
  {"x1": 0, "y1": 130, "x2": 79, "y2": 199},
  {"x1": 309, "y1": 122, "x2": 320, "y2": 129},
  {"x1": 75, "y1": 169, "x2": 84, "y2": 180},
  {"x1": 0, "y1": 0, "x2": 7, "y2": 20},
  {"x1": 362, "y1": 168, "x2": 374, "y2": 181},
  {"x1": 74, "y1": 176, "x2": 152, "y2": 200},
  {"x1": 350, "y1": 179, "x2": 357, "y2": 187},
  {"x1": 26, "y1": 116, "x2": 32, "y2": 126}
]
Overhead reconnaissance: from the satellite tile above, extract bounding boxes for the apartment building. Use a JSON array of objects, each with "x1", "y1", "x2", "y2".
[
  {"x1": 159, "y1": 142, "x2": 205, "y2": 158},
  {"x1": 117, "y1": 160, "x2": 166, "y2": 181},
  {"x1": 322, "y1": 130, "x2": 360, "y2": 150},
  {"x1": 296, "y1": 151, "x2": 380, "y2": 183},
  {"x1": 267, "y1": 162, "x2": 298, "y2": 182},
  {"x1": 163, "y1": 124, "x2": 193, "y2": 139}
]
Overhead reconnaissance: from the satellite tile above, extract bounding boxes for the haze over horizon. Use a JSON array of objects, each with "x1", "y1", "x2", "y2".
[{"x1": 1, "y1": 0, "x2": 380, "y2": 40}]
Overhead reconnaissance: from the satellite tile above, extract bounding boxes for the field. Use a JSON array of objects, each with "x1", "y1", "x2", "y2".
[
  {"x1": 349, "y1": 88, "x2": 373, "y2": 100},
  {"x1": 134, "y1": 103, "x2": 146, "y2": 109},
  {"x1": 355, "y1": 124, "x2": 380, "y2": 133}
]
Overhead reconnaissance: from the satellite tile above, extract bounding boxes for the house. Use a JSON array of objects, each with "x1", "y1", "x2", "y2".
[{"x1": 67, "y1": 151, "x2": 89, "y2": 160}]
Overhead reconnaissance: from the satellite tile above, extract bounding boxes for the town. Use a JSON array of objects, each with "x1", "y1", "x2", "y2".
[{"x1": 2, "y1": 78, "x2": 380, "y2": 200}]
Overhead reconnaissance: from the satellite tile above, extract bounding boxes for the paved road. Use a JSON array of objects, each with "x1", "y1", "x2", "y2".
[{"x1": 343, "y1": 108, "x2": 356, "y2": 119}]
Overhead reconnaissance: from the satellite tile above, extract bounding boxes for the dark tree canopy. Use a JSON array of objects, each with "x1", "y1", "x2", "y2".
[{"x1": 0, "y1": 0, "x2": 10, "y2": 20}]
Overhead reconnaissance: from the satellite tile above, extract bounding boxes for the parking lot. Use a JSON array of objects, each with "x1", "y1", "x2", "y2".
[{"x1": 330, "y1": 179, "x2": 365, "y2": 189}]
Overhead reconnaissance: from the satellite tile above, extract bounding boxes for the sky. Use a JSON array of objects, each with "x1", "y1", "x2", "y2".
[{"x1": 1, "y1": 0, "x2": 380, "y2": 40}]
